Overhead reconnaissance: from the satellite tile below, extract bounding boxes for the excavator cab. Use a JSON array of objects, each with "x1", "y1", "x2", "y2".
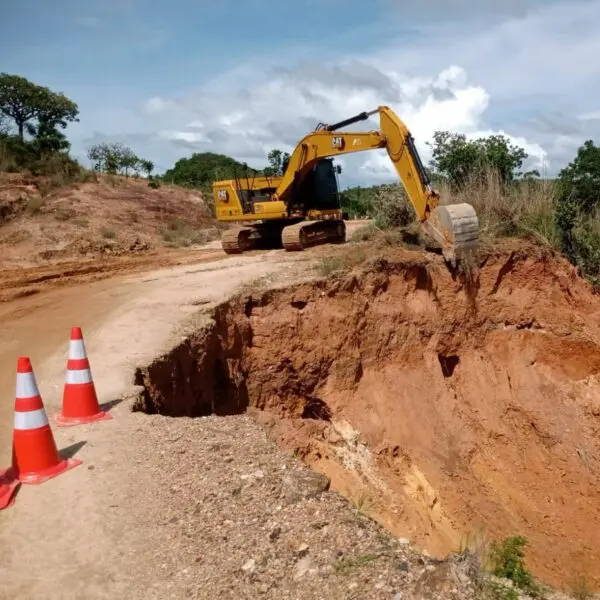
[{"x1": 289, "y1": 158, "x2": 341, "y2": 213}]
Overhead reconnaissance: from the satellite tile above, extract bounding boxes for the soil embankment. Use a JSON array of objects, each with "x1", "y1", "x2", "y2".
[
  {"x1": 0, "y1": 172, "x2": 217, "y2": 269},
  {"x1": 135, "y1": 242, "x2": 600, "y2": 590}
]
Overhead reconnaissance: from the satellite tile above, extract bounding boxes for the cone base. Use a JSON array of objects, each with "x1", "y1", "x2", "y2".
[
  {"x1": 55, "y1": 409, "x2": 113, "y2": 427},
  {"x1": 0, "y1": 468, "x2": 20, "y2": 510},
  {"x1": 16, "y1": 457, "x2": 82, "y2": 485}
]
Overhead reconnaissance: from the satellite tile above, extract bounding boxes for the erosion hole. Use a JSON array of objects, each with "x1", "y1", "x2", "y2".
[
  {"x1": 133, "y1": 252, "x2": 600, "y2": 591},
  {"x1": 301, "y1": 397, "x2": 332, "y2": 421},
  {"x1": 438, "y1": 354, "x2": 460, "y2": 378}
]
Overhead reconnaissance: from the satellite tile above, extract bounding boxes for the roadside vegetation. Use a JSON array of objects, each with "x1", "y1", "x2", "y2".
[{"x1": 344, "y1": 132, "x2": 600, "y2": 289}]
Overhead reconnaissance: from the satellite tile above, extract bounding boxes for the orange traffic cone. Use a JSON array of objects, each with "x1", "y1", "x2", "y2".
[
  {"x1": 11, "y1": 356, "x2": 81, "y2": 484},
  {"x1": 0, "y1": 468, "x2": 19, "y2": 510},
  {"x1": 55, "y1": 327, "x2": 112, "y2": 427}
]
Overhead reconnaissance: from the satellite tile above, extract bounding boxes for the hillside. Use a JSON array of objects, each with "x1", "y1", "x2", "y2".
[{"x1": 0, "y1": 173, "x2": 219, "y2": 269}]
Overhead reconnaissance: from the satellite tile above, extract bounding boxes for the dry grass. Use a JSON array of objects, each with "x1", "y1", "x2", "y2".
[
  {"x1": 458, "y1": 527, "x2": 494, "y2": 571},
  {"x1": 100, "y1": 226, "x2": 117, "y2": 239},
  {"x1": 161, "y1": 217, "x2": 215, "y2": 247},
  {"x1": 348, "y1": 488, "x2": 376, "y2": 516},
  {"x1": 362, "y1": 169, "x2": 560, "y2": 256},
  {"x1": 315, "y1": 245, "x2": 367, "y2": 276},
  {"x1": 438, "y1": 169, "x2": 560, "y2": 250},
  {"x1": 569, "y1": 573, "x2": 595, "y2": 600}
]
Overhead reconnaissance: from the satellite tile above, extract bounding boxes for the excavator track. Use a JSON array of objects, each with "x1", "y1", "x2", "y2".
[
  {"x1": 221, "y1": 221, "x2": 297, "y2": 254},
  {"x1": 282, "y1": 219, "x2": 346, "y2": 251},
  {"x1": 221, "y1": 226, "x2": 255, "y2": 254}
]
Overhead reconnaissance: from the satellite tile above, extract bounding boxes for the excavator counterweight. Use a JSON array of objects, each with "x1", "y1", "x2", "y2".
[{"x1": 213, "y1": 105, "x2": 479, "y2": 262}]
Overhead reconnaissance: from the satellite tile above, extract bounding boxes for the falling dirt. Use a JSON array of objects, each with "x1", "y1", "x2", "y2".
[{"x1": 135, "y1": 242, "x2": 600, "y2": 591}]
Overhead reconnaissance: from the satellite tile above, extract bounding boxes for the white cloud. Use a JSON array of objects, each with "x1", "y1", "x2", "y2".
[
  {"x1": 122, "y1": 0, "x2": 600, "y2": 185},
  {"x1": 578, "y1": 111, "x2": 600, "y2": 121},
  {"x1": 145, "y1": 61, "x2": 524, "y2": 185},
  {"x1": 144, "y1": 97, "x2": 169, "y2": 114},
  {"x1": 159, "y1": 130, "x2": 208, "y2": 143}
]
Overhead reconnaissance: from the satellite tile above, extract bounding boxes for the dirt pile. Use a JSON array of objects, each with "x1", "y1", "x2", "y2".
[
  {"x1": 0, "y1": 173, "x2": 217, "y2": 268},
  {"x1": 135, "y1": 242, "x2": 600, "y2": 591}
]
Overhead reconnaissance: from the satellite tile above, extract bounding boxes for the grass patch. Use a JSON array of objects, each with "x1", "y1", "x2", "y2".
[
  {"x1": 348, "y1": 488, "x2": 375, "y2": 516},
  {"x1": 350, "y1": 223, "x2": 378, "y2": 243},
  {"x1": 100, "y1": 226, "x2": 117, "y2": 239},
  {"x1": 237, "y1": 275, "x2": 273, "y2": 296},
  {"x1": 53, "y1": 207, "x2": 76, "y2": 221},
  {"x1": 161, "y1": 217, "x2": 214, "y2": 248},
  {"x1": 457, "y1": 533, "x2": 549, "y2": 600},
  {"x1": 315, "y1": 245, "x2": 367, "y2": 277},
  {"x1": 334, "y1": 553, "x2": 382, "y2": 575},
  {"x1": 440, "y1": 169, "x2": 560, "y2": 250},
  {"x1": 25, "y1": 196, "x2": 45, "y2": 215},
  {"x1": 569, "y1": 573, "x2": 595, "y2": 600}
]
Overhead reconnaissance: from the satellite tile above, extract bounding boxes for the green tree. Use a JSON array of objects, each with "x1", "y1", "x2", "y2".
[
  {"x1": 339, "y1": 185, "x2": 376, "y2": 218},
  {"x1": 87, "y1": 142, "x2": 143, "y2": 176},
  {"x1": 163, "y1": 152, "x2": 260, "y2": 188},
  {"x1": 140, "y1": 159, "x2": 154, "y2": 178},
  {"x1": 27, "y1": 116, "x2": 70, "y2": 157},
  {"x1": 554, "y1": 140, "x2": 600, "y2": 285},
  {"x1": 0, "y1": 113, "x2": 9, "y2": 135},
  {"x1": 0, "y1": 73, "x2": 79, "y2": 140},
  {"x1": 119, "y1": 145, "x2": 139, "y2": 177},
  {"x1": 88, "y1": 142, "x2": 120, "y2": 173},
  {"x1": 427, "y1": 131, "x2": 530, "y2": 188},
  {"x1": 264, "y1": 148, "x2": 291, "y2": 176}
]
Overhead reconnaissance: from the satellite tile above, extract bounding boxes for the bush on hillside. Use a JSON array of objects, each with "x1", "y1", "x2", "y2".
[{"x1": 371, "y1": 183, "x2": 414, "y2": 229}]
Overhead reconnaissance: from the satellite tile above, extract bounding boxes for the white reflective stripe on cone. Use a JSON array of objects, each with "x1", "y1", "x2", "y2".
[
  {"x1": 66, "y1": 368, "x2": 93, "y2": 385},
  {"x1": 14, "y1": 408, "x2": 48, "y2": 430},
  {"x1": 16, "y1": 372, "x2": 40, "y2": 399},
  {"x1": 68, "y1": 339, "x2": 87, "y2": 360}
]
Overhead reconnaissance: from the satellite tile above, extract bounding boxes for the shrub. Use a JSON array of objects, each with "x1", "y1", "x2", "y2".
[
  {"x1": 488, "y1": 536, "x2": 541, "y2": 597},
  {"x1": 100, "y1": 227, "x2": 117, "y2": 239},
  {"x1": 371, "y1": 183, "x2": 414, "y2": 229}
]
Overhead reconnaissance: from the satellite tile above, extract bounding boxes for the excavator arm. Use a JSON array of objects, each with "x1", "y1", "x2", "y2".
[{"x1": 273, "y1": 105, "x2": 479, "y2": 262}]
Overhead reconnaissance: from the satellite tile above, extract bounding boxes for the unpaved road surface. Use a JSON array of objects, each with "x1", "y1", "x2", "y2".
[
  {"x1": 4, "y1": 222, "x2": 459, "y2": 600},
  {"x1": 0, "y1": 248, "x2": 315, "y2": 599}
]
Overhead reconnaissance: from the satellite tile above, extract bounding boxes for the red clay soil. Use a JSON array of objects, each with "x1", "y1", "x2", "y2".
[
  {"x1": 136, "y1": 241, "x2": 600, "y2": 590},
  {"x1": 0, "y1": 172, "x2": 216, "y2": 269}
]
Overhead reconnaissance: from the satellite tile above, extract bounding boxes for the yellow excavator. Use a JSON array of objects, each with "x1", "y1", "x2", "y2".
[{"x1": 212, "y1": 105, "x2": 479, "y2": 262}]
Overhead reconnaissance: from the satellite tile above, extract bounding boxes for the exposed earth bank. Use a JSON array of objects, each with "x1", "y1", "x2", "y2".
[
  {"x1": 0, "y1": 172, "x2": 217, "y2": 269},
  {"x1": 135, "y1": 242, "x2": 600, "y2": 591}
]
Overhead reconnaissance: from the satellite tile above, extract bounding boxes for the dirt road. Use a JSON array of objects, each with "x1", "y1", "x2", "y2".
[
  {"x1": 0, "y1": 224, "x2": 378, "y2": 599},
  {"x1": 0, "y1": 252, "x2": 307, "y2": 598}
]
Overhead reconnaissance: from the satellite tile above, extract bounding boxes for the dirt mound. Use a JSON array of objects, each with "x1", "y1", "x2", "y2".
[
  {"x1": 0, "y1": 173, "x2": 217, "y2": 268},
  {"x1": 134, "y1": 243, "x2": 600, "y2": 591}
]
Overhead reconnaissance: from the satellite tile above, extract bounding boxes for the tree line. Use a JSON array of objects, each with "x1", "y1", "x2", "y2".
[{"x1": 87, "y1": 142, "x2": 154, "y2": 179}]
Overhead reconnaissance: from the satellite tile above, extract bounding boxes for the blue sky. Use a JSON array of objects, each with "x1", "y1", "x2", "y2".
[{"x1": 2, "y1": 0, "x2": 600, "y2": 186}]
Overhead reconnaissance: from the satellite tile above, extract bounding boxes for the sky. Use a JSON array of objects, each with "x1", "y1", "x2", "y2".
[{"x1": 2, "y1": 0, "x2": 600, "y2": 188}]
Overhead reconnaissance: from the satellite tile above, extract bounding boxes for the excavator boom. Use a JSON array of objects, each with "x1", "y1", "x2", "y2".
[{"x1": 270, "y1": 105, "x2": 478, "y2": 262}]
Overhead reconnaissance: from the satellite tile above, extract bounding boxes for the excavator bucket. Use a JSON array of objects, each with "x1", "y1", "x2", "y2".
[{"x1": 420, "y1": 202, "x2": 479, "y2": 265}]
